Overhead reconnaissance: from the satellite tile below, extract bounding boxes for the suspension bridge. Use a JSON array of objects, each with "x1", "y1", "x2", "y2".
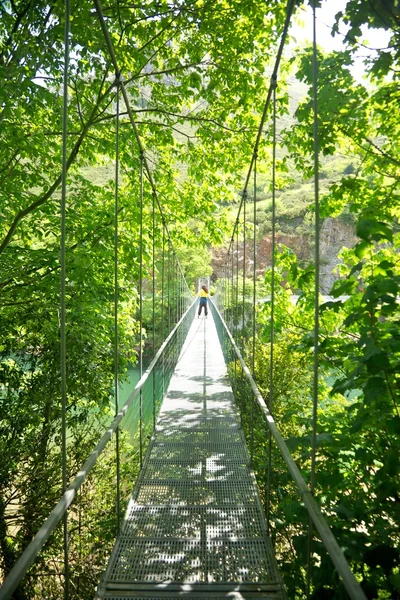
[
  {"x1": 0, "y1": 294, "x2": 367, "y2": 600},
  {"x1": 96, "y1": 308, "x2": 285, "y2": 599},
  {"x1": 0, "y1": 293, "x2": 366, "y2": 600},
  {"x1": 0, "y1": 0, "x2": 371, "y2": 599}
]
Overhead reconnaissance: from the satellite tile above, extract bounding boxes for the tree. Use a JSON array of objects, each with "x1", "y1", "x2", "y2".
[
  {"x1": 0, "y1": 0, "x2": 293, "y2": 595},
  {"x1": 249, "y1": 3, "x2": 400, "y2": 594}
]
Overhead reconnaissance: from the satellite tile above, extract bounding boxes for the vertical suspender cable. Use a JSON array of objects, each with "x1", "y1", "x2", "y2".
[
  {"x1": 180, "y1": 268, "x2": 183, "y2": 320},
  {"x1": 60, "y1": 2, "x2": 70, "y2": 597},
  {"x1": 114, "y1": 74, "x2": 121, "y2": 532},
  {"x1": 307, "y1": 2, "x2": 320, "y2": 595},
  {"x1": 152, "y1": 192, "x2": 156, "y2": 429},
  {"x1": 161, "y1": 228, "x2": 165, "y2": 399},
  {"x1": 250, "y1": 154, "x2": 257, "y2": 463},
  {"x1": 173, "y1": 254, "x2": 177, "y2": 361},
  {"x1": 139, "y1": 152, "x2": 144, "y2": 469},
  {"x1": 227, "y1": 252, "x2": 230, "y2": 330},
  {"x1": 178, "y1": 260, "x2": 180, "y2": 322},
  {"x1": 174, "y1": 254, "x2": 179, "y2": 325},
  {"x1": 231, "y1": 246, "x2": 234, "y2": 334},
  {"x1": 225, "y1": 257, "x2": 228, "y2": 348},
  {"x1": 177, "y1": 272, "x2": 180, "y2": 349},
  {"x1": 178, "y1": 264, "x2": 181, "y2": 323},
  {"x1": 236, "y1": 221, "x2": 239, "y2": 344},
  {"x1": 266, "y1": 75, "x2": 277, "y2": 532},
  {"x1": 311, "y1": 0, "x2": 320, "y2": 501},
  {"x1": 227, "y1": 249, "x2": 231, "y2": 353},
  {"x1": 168, "y1": 242, "x2": 171, "y2": 333},
  {"x1": 234, "y1": 223, "x2": 239, "y2": 391},
  {"x1": 229, "y1": 247, "x2": 232, "y2": 334},
  {"x1": 252, "y1": 155, "x2": 257, "y2": 375},
  {"x1": 174, "y1": 256, "x2": 177, "y2": 327},
  {"x1": 181, "y1": 269, "x2": 184, "y2": 318},
  {"x1": 223, "y1": 258, "x2": 226, "y2": 319},
  {"x1": 226, "y1": 252, "x2": 228, "y2": 327},
  {"x1": 179, "y1": 269, "x2": 182, "y2": 346},
  {"x1": 161, "y1": 227, "x2": 165, "y2": 335},
  {"x1": 226, "y1": 252, "x2": 231, "y2": 365},
  {"x1": 270, "y1": 77, "x2": 277, "y2": 416},
  {"x1": 242, "y1": 192, "x2": 246, "y2": 348}
]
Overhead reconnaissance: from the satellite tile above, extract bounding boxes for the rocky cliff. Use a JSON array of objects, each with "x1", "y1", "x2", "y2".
[{"x1": 211, "y1": 217, "x2": 357, "y2": 293}]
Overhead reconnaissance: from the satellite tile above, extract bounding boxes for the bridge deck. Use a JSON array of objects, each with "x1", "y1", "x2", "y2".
[{"x1": 96, "y1": 311, "x2": 285, "y2": 599}]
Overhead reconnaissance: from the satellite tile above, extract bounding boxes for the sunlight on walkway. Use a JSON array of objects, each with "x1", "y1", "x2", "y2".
[{"x1": 96, "y1": 312, "x2": 285, "y2": 599}]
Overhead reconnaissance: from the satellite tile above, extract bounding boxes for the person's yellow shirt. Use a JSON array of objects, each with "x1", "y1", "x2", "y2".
[{"x1": 199, "y1": 289, "x2": 208, "y2": 298}]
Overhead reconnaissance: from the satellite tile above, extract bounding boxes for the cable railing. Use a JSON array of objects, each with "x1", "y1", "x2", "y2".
[
  {"x1": 210, "y1": 300, "x2": 366, "y2": 600},
  {"x1": 0, "y1": 299, "x2": 197, "y2": 600}
]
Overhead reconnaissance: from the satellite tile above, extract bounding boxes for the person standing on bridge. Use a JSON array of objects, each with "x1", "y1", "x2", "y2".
[{"x1": 198, "y1": 284, "x2": 209, "y2": 317}]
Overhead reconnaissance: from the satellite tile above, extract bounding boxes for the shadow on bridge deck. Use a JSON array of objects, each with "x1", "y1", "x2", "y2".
[{"x1": 96, "y1": 312, "x2": 286, "y2": 600}]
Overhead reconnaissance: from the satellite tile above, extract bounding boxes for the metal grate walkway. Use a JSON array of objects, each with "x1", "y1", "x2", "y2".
[{"x1": 96, "y1": 310, "x2": 285, "y2": 599}]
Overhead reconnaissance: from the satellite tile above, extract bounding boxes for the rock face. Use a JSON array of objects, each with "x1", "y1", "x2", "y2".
[
  {"x1": 211, "y1": 218, "x2": 357, "y2": 293},
  {"x1": 319, "y1": 218, "x2": 358, "y2": 292}
]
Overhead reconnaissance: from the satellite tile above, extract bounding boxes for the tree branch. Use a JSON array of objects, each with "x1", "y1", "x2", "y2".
[
  {"x1": 93, "y1": 107, "x2": 250, "y2": 134},
  {"x1": 0, "y1": 81, "x2": 115, "y2": 255},
  {"x1": 133, "y1": 60, "x2": 211, "y2": 80},
  {"x1": 364, "y1": 136, "x2": 400, "y2": 167},
  {"x1": 0, "y1": 0, "x2": 32, "y2": 65}
]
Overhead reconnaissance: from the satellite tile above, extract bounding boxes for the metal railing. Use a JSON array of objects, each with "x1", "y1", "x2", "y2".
[
  {"x1": 0, "y1": 299, "x2": 196, "y2": 600},
  {"x1": 210, "y1": 300, "x2": 367, "y2": 600}
]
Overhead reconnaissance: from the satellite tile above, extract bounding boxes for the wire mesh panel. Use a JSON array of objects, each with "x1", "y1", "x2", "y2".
[
  {"x1": 142, "y1": 459, "x2": 250, "y2": 481},
  {"x1": 133, "y1": 480, "x2": 259, "y2": 506},
  {"x1": 96, "y1": 311, "x2": 285, "y2": 599}
]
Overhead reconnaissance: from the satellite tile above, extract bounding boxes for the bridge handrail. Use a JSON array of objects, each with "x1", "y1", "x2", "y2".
[
  {"x1": 210, "y1": 300, "x2": 367, "y2": 600},
  {"x1": 0, "y1": 298, "x2": 197, "y2": 600}
]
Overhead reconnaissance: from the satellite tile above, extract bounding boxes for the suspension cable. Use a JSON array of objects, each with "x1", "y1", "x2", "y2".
[
  {"x1": 139, "y1": 152, "x2": 144, "y2": 469},
  {"x1": 93, "y1": 0, "x2": 190, "y2": 297},
  {"x1": 307, "y1": 1, "x2": 321, "y2": 594},
  {"x1": 266, "y1": 74, "x2": 277, "y2": 533},
  {"x1": 250, "y1": 154, "x2": 257, "y2": 463},
  {"x1": 152, "y1": 191, "x2": 156, "y2": 428},
  {"x1": 60, "y1": 1, "x2": 70, "y2": 596},
  {"x1": 242, "y1": 191, "x2": 246, "y2": 346},
  {"x1": 114, "y1": 73, "x2": 121, "y2": 533},
  {"x1": 224, "y1": 0, "x2": 296, "y2": 238}
]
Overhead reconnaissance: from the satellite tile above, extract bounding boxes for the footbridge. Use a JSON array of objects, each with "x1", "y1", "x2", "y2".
[
  {"x1": 0, "y1": 0, "x2": 370, "y2": 598},
  {"x1": 0, "y1": 298, "x2": 366, "y2": 600},
  {"x1": 96, "y1": 310, "x2": 284, "y2": 599}
]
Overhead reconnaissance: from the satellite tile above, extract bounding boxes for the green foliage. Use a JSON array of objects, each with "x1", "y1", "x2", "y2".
[
  {"x1": 0, "y1": 0, "x2": 293, "y2": 594},
  {"x1": 252, "y1": 228, "x2": 400, "y2": 597},
  {"x1": 1, "y1": 0, "x2": 400, "y2": 596},
  {"x1": 228, "y1": 4, "x2": 400, "y2": 596},
  {"x1": 269, "y1": 10, "x2": 400, "y2": 590},
  {"x1": 176, "y1": 245, "x2": 213, "y2": 289}
]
